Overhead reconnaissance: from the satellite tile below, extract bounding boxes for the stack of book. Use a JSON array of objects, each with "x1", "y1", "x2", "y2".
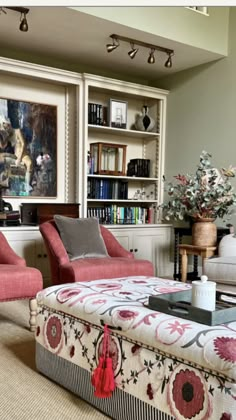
[
  {"x1": 88, "y1": 103, "x2": 107, "y2": 126},
  {"x1": 0, "y1": 210, "x2": 21, "y2": 226}
]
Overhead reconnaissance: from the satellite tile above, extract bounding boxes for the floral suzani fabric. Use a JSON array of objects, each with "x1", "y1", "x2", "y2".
[{"x1": 35, "y1": 276, "x2": 236, "y2": 420}]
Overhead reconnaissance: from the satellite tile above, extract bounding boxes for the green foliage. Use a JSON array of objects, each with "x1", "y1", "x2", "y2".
[{"x1": 161, "y1": 151, "x2": 236, "y2": 221}]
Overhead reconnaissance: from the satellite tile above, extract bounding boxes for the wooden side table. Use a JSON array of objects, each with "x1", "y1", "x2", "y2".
[
  {"x1": 178, "y1": 244, "x2": 217, "y2": 282},
  {"x1": 173, "y1": 226, "x2": 229, "y2": 280}
]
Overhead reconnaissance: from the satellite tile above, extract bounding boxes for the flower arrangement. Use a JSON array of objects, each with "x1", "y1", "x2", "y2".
[{"x1": 161, "y1": 151, "x2": 236, "y2": 221}]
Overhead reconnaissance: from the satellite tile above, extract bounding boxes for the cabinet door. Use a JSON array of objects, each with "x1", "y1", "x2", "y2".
[
  {"x1": 108, "y1": 226, "x2": 172, "y2": 277},
  {"x1": 109, "y1": 229, "x2": 133, "y2": 252},
  {"x1": 109, "y1": 228, "x2": 153, "y2": 261},
  {"x1": 131, "y1": 230, "x2": 153, "y2": 261},
  {"x1": 149, "y1": 228, "x2": 172, "y2": 277}
]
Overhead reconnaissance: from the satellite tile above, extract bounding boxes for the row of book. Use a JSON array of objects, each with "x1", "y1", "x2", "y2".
[
  {"x1": 88, "y1": 103, "x2": 107, "y2": 126},
  {"x1": 87, "y1": 205, "x2": 155, "y2": 225},
  {"x1": 88, "y1": 178, "x2": 128, "y2": 200}
]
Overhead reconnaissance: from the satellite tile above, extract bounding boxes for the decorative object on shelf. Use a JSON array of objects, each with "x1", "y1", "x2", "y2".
[
  {"x1": 90, "y1": 142, "x2": 127, "y2": 176},
  {"x1": 135, "y1": 106, "x2": 155, "y2": 132},
  {"x1": 1, "y1": 6, "x2": 29, "y2": 32},
  {"x1": 106, "y1": 34, "x2": 174, "y2": 69},
  {"x1": 161, "y1": 151, "x2": 236, "y2": 246},
  {"x1": 127, "y1": 158, "x2": 150, "y2": 177},
  {"x1": 109, "y1": 99, "x2": 127, "y2": 129}
]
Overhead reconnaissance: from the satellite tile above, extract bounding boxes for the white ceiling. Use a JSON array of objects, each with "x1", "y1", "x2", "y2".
[{"x1": 0, "y1": 6, "x2": 224, "y2": 82}]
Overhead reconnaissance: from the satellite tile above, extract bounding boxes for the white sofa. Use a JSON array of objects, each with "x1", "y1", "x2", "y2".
[{"x1": 204, "y1": 233, "x2": 236, "y2": 293}]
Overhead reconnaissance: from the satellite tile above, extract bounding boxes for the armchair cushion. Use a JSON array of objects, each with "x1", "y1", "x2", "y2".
[
  {"x1": 204, "y1": 256, "x2": 236, "y2": 285},
  {"x1": 54, "y1": 216, "x2": 108, "y2": 261}
]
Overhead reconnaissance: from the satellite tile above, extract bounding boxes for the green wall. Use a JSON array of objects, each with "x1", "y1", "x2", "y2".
[
  {"x1": 156, "y1": 7, "x2": 236, "y2": 226},
  {"x1": 73, "y1": 6, "x2": 229, "y2": 55}
]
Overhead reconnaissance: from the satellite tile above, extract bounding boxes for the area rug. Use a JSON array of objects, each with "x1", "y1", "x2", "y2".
[{"x1": 0, "y1": 300, "x2": 109, "y2": 419}]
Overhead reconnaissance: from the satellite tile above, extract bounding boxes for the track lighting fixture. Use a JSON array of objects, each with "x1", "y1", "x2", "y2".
[
  {"x1": 106, "y1": 37, "x2": 119, "y2": 53},
  {"x1": 106, "y1": 34, "x2": 174, "y2": 69},
  {"x1": 0, "y1": 7, "x2": 30, "y2": 32},
  {"x1": 128, "y1": 43, "x2": 138, "y2": 59},
  {"x1": 148, "y1": 48, "x2": 155, "y2": 64}
]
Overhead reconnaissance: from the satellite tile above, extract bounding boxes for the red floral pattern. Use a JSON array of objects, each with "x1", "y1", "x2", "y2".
[
  {"x1": 45, "y1": 315, "x2": 63, "y2": 353},
  {"x1": 214, "y1": 337, "x2": 236, "y2": 363},
  {"x1": 117, "y1": 310, "x2": 139, "y2": 320},
  {"x1": 168, "y1": 367, "x2": 211, "y2": 420},
  {"x1": 220, "y1": 413, "x2": 233, "y2": 420},
  {"x1": 70, "y1": 345, "x2": 75, "y2": 358}
]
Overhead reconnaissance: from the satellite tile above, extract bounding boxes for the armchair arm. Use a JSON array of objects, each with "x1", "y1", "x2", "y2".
[
  {"x1": 100, "y1": 225, "x2": 134, "y2": 259},
  {"x1": 0, "y1": 232, "x2": 26, "y2": 266},
  {"x1": 39, "y1": 221, "x2": 69, "y2": 267}
]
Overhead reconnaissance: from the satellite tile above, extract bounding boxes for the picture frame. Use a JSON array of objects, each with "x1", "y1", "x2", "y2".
[
  {"x1": 0, "y1": 97, "x2": 57, "y2": 197},
  {"x1": 109, "y1": 99, "x2": 127, "y2": 129}
]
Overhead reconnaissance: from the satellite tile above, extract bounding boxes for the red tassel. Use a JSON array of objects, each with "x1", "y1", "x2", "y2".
[
  {"x1": 103, "y1": 357, "x2": 116, "y2": 393},
  {"x1": 91, "y1": 356, "x2": 104, "y2": 388},
  {"x1": 91, "y1": 324, "x2": 116, "y2": 398}
]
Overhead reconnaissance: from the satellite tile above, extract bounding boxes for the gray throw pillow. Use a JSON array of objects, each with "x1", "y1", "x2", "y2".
[{"x1": 54, "y1": 216, "x2": 108, "y2": 260}]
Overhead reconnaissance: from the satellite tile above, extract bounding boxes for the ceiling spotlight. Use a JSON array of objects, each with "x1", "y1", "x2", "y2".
[
  {"x1": 128, "y1": 43, "x2": 138, "y2": 59},
  {"x1": 3, "y1": 7, "x2": 30, "y2": 32},
  {"x1": 19, "y1": 12, "x2": 28, "y2": 32},
  {"x1": 165, "y1": 52, "x2": 174, "y2": 68},
  {"x1": 106, "y1": 37, "x2": 119, "y2": 53},
  {"x1": 148, "y1": 49, "x2": 155, "y2": 64}
]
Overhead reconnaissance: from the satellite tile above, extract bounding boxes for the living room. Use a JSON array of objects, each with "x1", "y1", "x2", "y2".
[{"x1": 0, "y1": 4, "x2": 236, "y2": 420}]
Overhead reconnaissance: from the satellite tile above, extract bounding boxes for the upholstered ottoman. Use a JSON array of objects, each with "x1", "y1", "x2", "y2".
[{"x1": 35, "y1": 276, "x2": 236, "y2": 420}]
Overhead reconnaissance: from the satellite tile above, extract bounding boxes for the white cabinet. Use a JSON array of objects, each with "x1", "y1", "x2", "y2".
[
  {"x1": 81, "y1": 74, "x2": 169, "y2": 225},
  {"x1": 108, "y1": 224, "x2": 172, "y2": 277},
  {"x1": 1, "y1": 226, "x2": 51, "y2": 287}
]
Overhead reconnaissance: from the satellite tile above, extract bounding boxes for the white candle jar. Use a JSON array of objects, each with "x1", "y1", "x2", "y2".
[{"x1": 191, "y1": 275, "x2": 216, "y2": 311}]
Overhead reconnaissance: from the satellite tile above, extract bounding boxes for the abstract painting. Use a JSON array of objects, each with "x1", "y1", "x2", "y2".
[{"x1": 0, "y1": 97, "x2": 57, "y2": 197}]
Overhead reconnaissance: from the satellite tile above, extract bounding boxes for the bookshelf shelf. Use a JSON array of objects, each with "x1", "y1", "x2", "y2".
[
  {"x1": 87, "y1": 199, "x2": 158, "y2": 203},
  {"x1": 88, "y1": 124, "x2": 160, "y2": 139},
  {"x1": 87, "y1": 174, "x2": 158, "y2": 182}
]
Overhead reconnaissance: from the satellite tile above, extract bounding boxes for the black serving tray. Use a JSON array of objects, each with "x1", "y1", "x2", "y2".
[{"x1": 148, "y1": 290, "x2": 236, "y2": 326}]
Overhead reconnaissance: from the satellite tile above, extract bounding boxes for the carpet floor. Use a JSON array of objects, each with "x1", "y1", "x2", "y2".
[{"x1": 0, "y1": 300, "x2": 109, "y2": 420}]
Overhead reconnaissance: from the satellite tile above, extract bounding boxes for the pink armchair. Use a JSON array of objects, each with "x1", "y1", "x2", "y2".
[
  {"x1": 40, "y1": 220, "x2": 154, "y2": 285},
  {"x1": 0, "y1": 232, "x2": 43, "y2": 331}
]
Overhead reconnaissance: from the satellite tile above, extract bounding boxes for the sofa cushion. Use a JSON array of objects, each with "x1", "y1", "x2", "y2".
[
  {"x1": 204, "y1": 256, "x2": 236, "y2": 285},
  {"x1": 60, "y1": 257, "x2": 154, "y2": 283},
  {"x1": 54, "y1": 216, "x2": 108, "y2": 261}
]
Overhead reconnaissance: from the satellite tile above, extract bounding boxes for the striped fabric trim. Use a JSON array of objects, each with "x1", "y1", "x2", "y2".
[{"x1": 36, "y1": 343, "x2": 174, "y2": 420}]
